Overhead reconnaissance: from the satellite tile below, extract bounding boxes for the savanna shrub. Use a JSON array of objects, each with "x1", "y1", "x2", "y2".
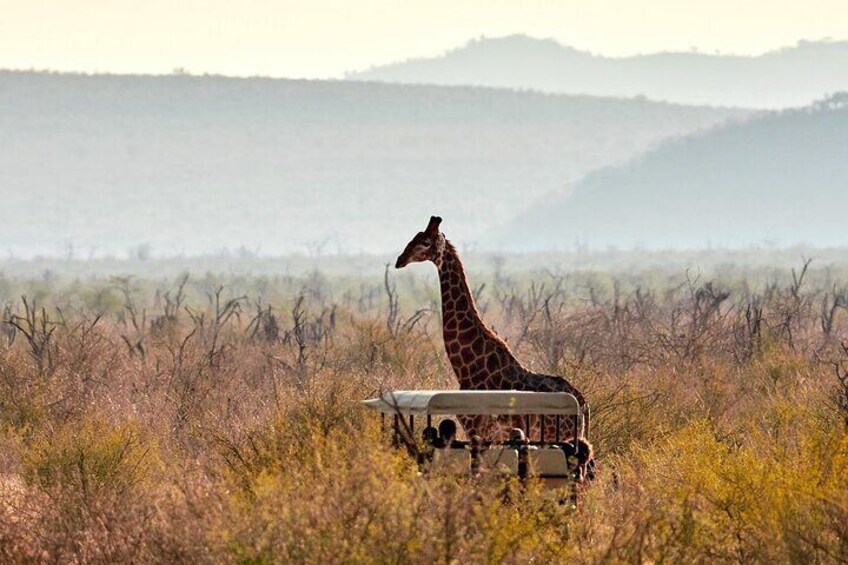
[{"x1": 0, "y1": 266, "x2": 846, "y2": 563}]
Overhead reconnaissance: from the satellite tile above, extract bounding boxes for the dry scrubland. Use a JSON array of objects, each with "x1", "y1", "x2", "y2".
[{"x1": 0, "y1": 261, "x2": 847, "y2": 563}]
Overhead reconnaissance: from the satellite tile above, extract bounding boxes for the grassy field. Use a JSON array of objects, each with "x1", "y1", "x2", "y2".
[{"x1": 0, "y1": 257, "x2": 846, "y2": 563}]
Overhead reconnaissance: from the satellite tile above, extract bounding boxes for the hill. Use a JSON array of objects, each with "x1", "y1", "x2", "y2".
[
  {"x1": 347, "y1": 35, "x2": 848, "y2": 109},
  {"x1": 494, "y1": 95, "x2": 848, "y2": 251},
  {"x1": 0, "y1": 71, "x2": 748, "y2": 257}
]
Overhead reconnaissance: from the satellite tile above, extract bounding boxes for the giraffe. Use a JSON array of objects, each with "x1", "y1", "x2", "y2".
[{"x1": 395, "y1": 216, "x2": 590, "y2": 441}]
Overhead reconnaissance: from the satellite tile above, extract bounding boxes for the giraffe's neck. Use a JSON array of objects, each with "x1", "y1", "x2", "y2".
[{"x1": 437, "y1": 242, "x2": 521, "y2": 389}]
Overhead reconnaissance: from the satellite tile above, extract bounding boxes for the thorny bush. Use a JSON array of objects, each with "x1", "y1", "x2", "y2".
[{"x1": 0, "y1": 265, "x2": 846, "y2": 563}]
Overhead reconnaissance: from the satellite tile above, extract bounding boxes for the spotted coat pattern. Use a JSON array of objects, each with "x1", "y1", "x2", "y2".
[{"x1": 396, "y1": 217, "x2": 590, "y2": 442}]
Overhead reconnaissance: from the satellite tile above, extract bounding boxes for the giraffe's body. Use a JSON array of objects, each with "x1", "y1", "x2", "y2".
[{"x1": 396, "y1": 216, "x2": 590, "y2": 441}]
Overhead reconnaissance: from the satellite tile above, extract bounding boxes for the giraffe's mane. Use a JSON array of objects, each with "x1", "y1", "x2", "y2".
[{"x1": 443, "y1": 238, "x2": 520, "y2": 360}]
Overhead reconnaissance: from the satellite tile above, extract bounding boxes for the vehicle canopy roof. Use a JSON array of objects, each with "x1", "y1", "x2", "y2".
[{"x1": 362, "y1": 390, "x2": 581, "y2": 417}]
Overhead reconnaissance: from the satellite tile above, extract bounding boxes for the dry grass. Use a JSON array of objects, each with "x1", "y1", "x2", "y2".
[{"x1": 0, "y1": 266, "x2": 846, "y2": 564}]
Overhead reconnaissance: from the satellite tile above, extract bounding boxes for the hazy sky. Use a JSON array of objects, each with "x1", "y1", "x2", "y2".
[{"x1": 2, "y1": 0, "x2": 847, "y2": 78}]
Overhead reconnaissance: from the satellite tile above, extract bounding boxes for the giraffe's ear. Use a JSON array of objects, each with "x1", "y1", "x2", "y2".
[{"x1": 426, "y1": 216, "x2": 442, "y2": 236}]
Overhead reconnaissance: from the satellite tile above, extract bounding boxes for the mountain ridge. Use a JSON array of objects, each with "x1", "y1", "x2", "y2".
[
  {"x1": 494, "y1": 94, "x2": 848, "y2": 251},
  {"x1": 347, "y1": 35, "x2": 848, "y2": 109},
  {"x1": 0, "y1": 70, "x2": 750, "y2": 257}
]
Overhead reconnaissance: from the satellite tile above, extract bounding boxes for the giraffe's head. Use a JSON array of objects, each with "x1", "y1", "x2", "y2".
[{"x1": 395, "y1": 216, "x2": 446, "y2": 268}]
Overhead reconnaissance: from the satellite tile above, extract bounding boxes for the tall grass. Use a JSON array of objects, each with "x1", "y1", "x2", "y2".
[{"x1": 0, "y1": 265, "x2": 846, "y2": 563}]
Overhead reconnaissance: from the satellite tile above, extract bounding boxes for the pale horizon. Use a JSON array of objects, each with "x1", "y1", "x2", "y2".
[
  {"x1": 2, "y1": 0, "x2": 848, "y2": 258},
  {"x1": 2, "y1": 0, "x2": 847, "y2": 79},
  {"x1": 3, "y1": 34, "x2": 847, "y2": 80}
]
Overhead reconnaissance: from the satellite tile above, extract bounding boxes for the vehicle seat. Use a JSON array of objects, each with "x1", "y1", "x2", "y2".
[
  {"x1": 480, "y1": 448, "x2": 519, "y2": 475},
  {"x1": 529, "y1": 448, "x2": 569, "y2": 478}
]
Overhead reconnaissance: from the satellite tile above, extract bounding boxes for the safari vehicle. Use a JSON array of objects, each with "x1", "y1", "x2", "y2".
[{"x1": 362, "y1": 390, "x2": 588, "y2": 489}]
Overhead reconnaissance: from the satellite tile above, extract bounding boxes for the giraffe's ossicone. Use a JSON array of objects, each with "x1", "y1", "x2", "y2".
[{"x1": 396, "y1": 216, "x2": 590, "y2": 441}]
